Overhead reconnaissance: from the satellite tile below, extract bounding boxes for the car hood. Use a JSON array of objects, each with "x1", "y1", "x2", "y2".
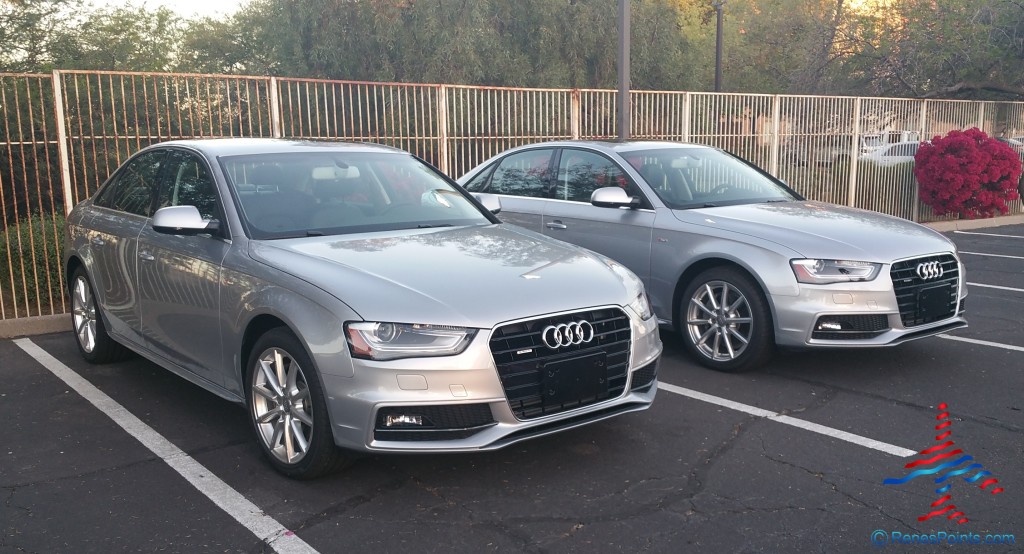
[
  {"x1": 249, "y1": 224, "x2": 634, "y2": 327},
  {"x1": 673, "y1": 201, "x2": 956, "y2": 261}
]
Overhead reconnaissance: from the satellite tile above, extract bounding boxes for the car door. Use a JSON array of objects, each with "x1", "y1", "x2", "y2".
[
  {"x1": 462, "y1": 148, "x2": 556, "y2": 232},
  {"x1": 137, "y1": 148, "x2": 230, "y2": 386},
  {"x1": 542, "y1": 148, "x2": 655, "y2": 284},
  {"x1": 86, "y1": 149, "x2": 167, "y2": 345}
]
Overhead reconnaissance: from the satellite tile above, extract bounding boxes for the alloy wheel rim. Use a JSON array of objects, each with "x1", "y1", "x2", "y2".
[
  {"x1": 72, "y1": 276, "x2": 97, "y2": 353},
  {"x1": 685, "y1": 280, "x2": 754, "y2": 362},
  {"x1": 251, "y1": 347, "x2": 314, "y2": 465}
]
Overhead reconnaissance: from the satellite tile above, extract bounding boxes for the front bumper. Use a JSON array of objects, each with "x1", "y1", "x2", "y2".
[
  {"x1": 772, "y1": 264, "x2": 967, "y2": 348},
  {"x1": 320, "y1": 306, "x2": 662, "y2": 453}
]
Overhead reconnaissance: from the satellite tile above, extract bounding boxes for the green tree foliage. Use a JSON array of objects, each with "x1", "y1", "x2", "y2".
[
  {"x1": 2, "y1": 0, "x2": 1024, "y2": 99},
  {"x1": 0, "y1": 0, "x2": 79, "y2": 71},
  {"x1": 833, "y1": 0, "x2": 1024, "y2": 98},
  {"x1": 48, "y1": 4, "x2": 181, "y2": 71}
]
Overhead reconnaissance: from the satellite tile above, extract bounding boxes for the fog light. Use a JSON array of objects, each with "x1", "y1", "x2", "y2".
[
  {"x1": 817, "y1": 320, "x2": 843, "y2": 331},
  {"x1": 384, "y1": 414, "x2": 423, "y2": 427}
]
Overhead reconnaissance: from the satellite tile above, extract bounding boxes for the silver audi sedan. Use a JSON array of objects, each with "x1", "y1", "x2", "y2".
[
  {"x1": 64, "y1": 138, "x2": 661, "y2": 478},
  {"x1": 458, "y1": 140, "x2": 967, "y2": 372}
]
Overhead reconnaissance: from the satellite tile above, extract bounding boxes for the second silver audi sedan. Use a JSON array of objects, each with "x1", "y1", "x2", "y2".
[
  {"x1": 64, "y1": 138, "x2": 661, "y2": 478},
  {"x1": 458, "y1": 140, "x2": 967, "y2": 372}
]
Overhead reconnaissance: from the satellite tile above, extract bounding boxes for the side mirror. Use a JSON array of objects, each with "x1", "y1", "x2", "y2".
[
  {"x1": 591, "y1": 187, "x2": 640, "y2": 209},
  {"x1": 473, "y1": 193, "x2": 502, "y2": 214},
  {"x1": 152, "y1": 205, "x2": 219, "y2": 235}
]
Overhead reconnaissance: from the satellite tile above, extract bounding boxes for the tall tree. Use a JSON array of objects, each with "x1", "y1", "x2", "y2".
[{"x1": 0, "y1": 0, "x2": 79, "y2": 71}]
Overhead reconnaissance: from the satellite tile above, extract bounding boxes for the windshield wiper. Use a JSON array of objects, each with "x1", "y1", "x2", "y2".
[{"x1": 416, "y1": 223, "x2": 454, "y2": 228}]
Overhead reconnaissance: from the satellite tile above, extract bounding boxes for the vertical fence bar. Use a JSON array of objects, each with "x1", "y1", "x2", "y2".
[
  {"x1": 268, "y1": 76, "x2": 282, "y2": 138},
  {"x1": 436, "y1": 85, "x2": 450, "y2": 175},
  {"x1": 769, "y1": 95, "x2": 781, "y2": 175},
  {"x1": 847, "y1": 97, "x2": 862, "y2": 208},
  {"x1": 571, "y1": 89, "x2": 581, "y2": 140},
  {"x1": 51, "y1": 71, "x2": 74, "y2": 216}
]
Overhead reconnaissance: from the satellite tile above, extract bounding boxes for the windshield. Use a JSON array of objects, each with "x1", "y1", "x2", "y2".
[
  {"x1": 220, "y1": 152, "x2": 491, "y2": 239},
  {"x1": 622, "y1": 147, "x2": 798, "y2": 209}
]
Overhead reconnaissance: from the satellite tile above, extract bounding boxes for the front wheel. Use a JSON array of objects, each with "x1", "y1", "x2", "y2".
[
  {"x1": 246, "y1": 328, "x2": 350, "y2": 479},
  {"x1": 679, "y1": 267, "x2": 774, "y2": 372}
]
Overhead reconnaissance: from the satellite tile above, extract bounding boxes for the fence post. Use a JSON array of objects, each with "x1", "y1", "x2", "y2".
[
  {"x1": 570, "y1": 89, "x2": 581, "y2": 140},
  {"x1": 436, "y1": 85, "x2": 450, "y2": 175},
  {"x1": 682, "y1": 92, "x2": 691, "y2": 142},
  {"x1": 268, "y1": 76, "x2": 282, "y2": 138},
  {"x1": 977, "y1": 102, "x2": 985, "y2": 131},
  {"x1": 847, "y1": 97, "x2": 862, "y2": 208},
  {"x1": 769, "y1": 95, "x2": 781, "y2": 175},
  {"x1": 912, "y1": 100, "x2": 928, "y2": 222},
  {"x1": 50, "y1": 70, "x2": 75, "y2": 215}
]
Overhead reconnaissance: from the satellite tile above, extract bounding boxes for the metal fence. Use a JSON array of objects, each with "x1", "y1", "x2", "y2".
[{"x1": 3, "y1": 70, "x2": 1024, "y2": 320}]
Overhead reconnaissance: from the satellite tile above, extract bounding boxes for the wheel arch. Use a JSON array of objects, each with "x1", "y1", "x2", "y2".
[{"x1": 671, "y1": 257, "x2": 777, "y2": 340}]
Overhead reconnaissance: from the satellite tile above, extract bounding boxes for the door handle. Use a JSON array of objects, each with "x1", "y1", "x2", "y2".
[
  {"x1": 90, "y1": 236, "x2": 105, "y2": 246},
  {"x1": 545, "y1": 221, "x2": 567, "y2": 230},
  {"x1": 139, "y1": 250, "x2": 155, "y2": 262}
]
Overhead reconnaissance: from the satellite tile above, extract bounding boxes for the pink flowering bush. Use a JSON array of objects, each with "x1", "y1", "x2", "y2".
[{"x1": 914, "y1": 128, "x2": 1022, "y2": 219}]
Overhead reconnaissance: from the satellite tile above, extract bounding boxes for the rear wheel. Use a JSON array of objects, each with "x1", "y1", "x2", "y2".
[
  {"x1": 70, "y1": 267, "x2": 131, "y2": 363},
  {"x1": 680, "y1": 267, "x2": 774, "y2": 372},
  {"x1": 246, "y1": 328, "x2": 350, "y2": 479}
]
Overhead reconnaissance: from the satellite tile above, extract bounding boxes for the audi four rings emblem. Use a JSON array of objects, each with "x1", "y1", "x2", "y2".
[
  {"x1": 541, "y1": 320, "x2": 595, "y2": 349},
  {"x1": 916, "y1": 261, "x2": 944, "y2": 280}
]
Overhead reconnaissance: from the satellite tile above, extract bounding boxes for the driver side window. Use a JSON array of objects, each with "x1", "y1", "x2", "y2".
[
  {"x1": 554, "y1": 149, "x2": 638, "y2": 203},
  {"x1": 157, "y1": 150, "x2": 221, "y2": 221}
]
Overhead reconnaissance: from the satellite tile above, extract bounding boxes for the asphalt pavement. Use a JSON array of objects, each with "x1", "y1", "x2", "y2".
[{"x1": 2, "y1": 225, "x2": 1021, "y2": 553}]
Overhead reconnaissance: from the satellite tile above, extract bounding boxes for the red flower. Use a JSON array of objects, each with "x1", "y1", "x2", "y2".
[{"x1": 915, "y1": 128, "x2": 1022, "y2": 219}]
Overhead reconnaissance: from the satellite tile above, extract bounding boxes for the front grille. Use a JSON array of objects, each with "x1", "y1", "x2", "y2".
[
  {"x1": 373, "y1": 404, "x2": 496, "y2": 442},
  {"x1": 630, "y1": 360, "x2": 658, "y2": 392},
  {"x1": 490, "y1": 307, "x2": 632, "y2": 420},
  {"x1": 890, "y1": 254, "x2": 960, "y2": 327},
  {"x1": 811, "y1": 314, "x2": 890, "y2": 340}
]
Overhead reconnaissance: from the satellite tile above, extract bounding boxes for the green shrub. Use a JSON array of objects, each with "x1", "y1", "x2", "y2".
[{"x1": 0, "y1": 212, "x2": 66, "y2": 316}]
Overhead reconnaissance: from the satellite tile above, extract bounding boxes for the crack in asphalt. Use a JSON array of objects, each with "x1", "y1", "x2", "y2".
[
  {"x1": 756, "y1": 439, "x2": 921, "y2": 532},
  {"x1": 762, "y1": 371, "x2": 1024, "y2": 435}
]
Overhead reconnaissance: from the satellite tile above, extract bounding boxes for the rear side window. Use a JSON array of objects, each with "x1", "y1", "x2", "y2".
[
  {"x1": 94, "y1": 150, "x2": 166, "y2": 216},
  {"x1": 486, "y1": 149, "x2": 554, "y2": 198}
]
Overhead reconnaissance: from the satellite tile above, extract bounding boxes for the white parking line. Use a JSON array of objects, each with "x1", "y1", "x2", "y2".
[
  {"x1": 938, "y1": 334, "x2": 1024, "y2": 352},
  {"x1": 657, "y1": 382, "x2": 916, "y2": 457},
  {"x1": 954, "y1": 230, "x2": 1024, "y2": 239},
  {"x1": 960, "y1": 250, "x2": 1024, "y2": 260},
  {"x1": 968, "y1": 282, "x2": 1024, "y2": 293},
  {"x1": 13, "y1": 338, "x2": 318, "y2": 554}
]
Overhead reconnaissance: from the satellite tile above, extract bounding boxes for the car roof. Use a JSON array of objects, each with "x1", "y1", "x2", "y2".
[
  {"x1": 145, "y1": 137, "x2": 408, "y2": 157},
  {"x1": 509, "y1": 140, "x2": 716, "y2": 155}
]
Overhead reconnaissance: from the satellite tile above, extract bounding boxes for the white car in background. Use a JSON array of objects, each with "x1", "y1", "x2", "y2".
[{"x1": 859, "y1": 140, "x2": 921, "y2": 166}]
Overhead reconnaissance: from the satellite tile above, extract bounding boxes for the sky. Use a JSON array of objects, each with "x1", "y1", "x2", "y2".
[{"x1": 90, "y1": 0, "x2": 248, "y2": 19}]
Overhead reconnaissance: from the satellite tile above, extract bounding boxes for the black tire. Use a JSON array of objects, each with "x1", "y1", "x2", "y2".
[
  {"x1": 245, "y1": 327, "x2": 351, "y2": 479},
  {"x1": 69, "y1": 267, "x2": 132, "y2": 364},
  {"x1": 679, "y1": 266, "x2": 774, "y2": 372}
]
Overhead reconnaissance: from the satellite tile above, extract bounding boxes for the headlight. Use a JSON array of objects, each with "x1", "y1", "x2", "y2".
[
  {"x1": 346, "y1": 322, "x2": 476, "y2": 361},
  {"x1": 790, "y1": 259, "x2": 881, "y2": 284},
  {"x1": 627, "y1": 291, "x2": 654, "y2": 321}
]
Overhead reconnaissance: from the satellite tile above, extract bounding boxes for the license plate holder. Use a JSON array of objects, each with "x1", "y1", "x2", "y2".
[
  {"x1": 542, "y1": 352, "x2": 607, "y2": 406},
  {"x1": 918, "y1": 283, "x2": 952, "y2": 320}
]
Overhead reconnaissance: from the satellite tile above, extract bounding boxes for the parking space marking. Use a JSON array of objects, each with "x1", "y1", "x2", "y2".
[
  {"x1": 938, "y1": 334, "x2": 1024, "y2": 352},
  {"x1": 657, "y1": 382, "x2": 916, "y2": 457},
  {"x1": 13, "y1": 338, "x2": 319, "y2": 554},
  {"x1": 968, "y1": 282, "x2": 1024, "y2": 293},
  {"x1": 960, "y1": 251, "x2": 1024, "y2": 260},
  {"x1": 954, "y1": 231, "x2": 1024, "y2": 239}
]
